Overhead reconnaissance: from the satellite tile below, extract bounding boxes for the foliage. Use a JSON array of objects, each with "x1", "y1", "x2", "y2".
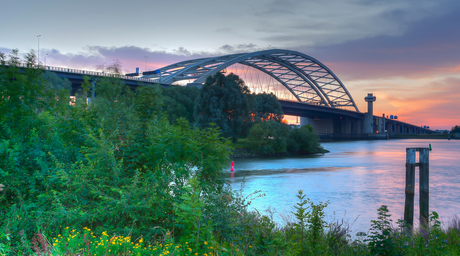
[
  {"x1": 250, "y1": 92, "x2": 284, "y2": 123},
  {"x1": 0, "y1": 232, "x2": 11, "y2": 255},
  {"x1": 246, "y1": 122, "x2": 324, "y2": 155},
  {"x1": 287, "y1": 190, "x2": 330, "y2": 255},
  {"x1": 42, "y1": 70, "x2": 71, "y2": 91},
  {"x1": 174, "y1": 177, "x2": 214, "y2": 253},
  {"x1": 96, "y1": 60, "x2": 124, "y2": 75},
  {"x1": 246, "y1": 120, "x2": 289, "y2": 154},
  {"x1": 160, "y1": 85, "x2": 199, "y2": 125},
  {"x1": 366, "y1": 205, "x2": 398, "y2": 255},
  {"x1": 0, "y1": 49, "x2": 232, "y2": 254},
  {"x1": 287, "y1": 124, "x2": 322, "y2": 154},
  {"x1": 451, "y1": 125, "x2": 460, "y2": 133},
  {"x1": 49, "y1": 227, "x2": 220, "y2": 256},
  {"x1": 194, "y1": 72, "x2": 251, "y2": 142}
]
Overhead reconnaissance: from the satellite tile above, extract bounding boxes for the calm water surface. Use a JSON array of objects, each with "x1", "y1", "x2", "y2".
[{"x1": 227, "y1": 139, "x2": 460, "y2": 235}]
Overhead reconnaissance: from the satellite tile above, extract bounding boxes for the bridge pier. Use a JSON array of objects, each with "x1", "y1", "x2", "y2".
[
  {"x1": 300, "y1": 116, "x2": 365, "y2": 139},
  {"x1": 300, "y1": 117, "x2": 334, "y2": 134}
]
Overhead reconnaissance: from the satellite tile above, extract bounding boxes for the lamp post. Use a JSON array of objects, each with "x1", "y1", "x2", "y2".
[
  {"x1": 45, "y1": 53, "x2": 48, "y2": 67},
  {"x1": 37, "y1": 35, "x2": 41, "y2": 66},
  {"x1": 144, "y1": 56, "x2": 148, "y2": 72}
]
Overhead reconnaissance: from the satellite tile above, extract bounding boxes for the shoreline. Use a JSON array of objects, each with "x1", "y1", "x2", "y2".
[{"x1": 231, "y1": 148, "x2": 329, "y2": 159}]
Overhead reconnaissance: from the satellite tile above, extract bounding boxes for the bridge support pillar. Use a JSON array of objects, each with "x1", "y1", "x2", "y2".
[
  {"x1": 300, "y1": 117, "x2": 333, "y2": 135},
  {"x1": 386, "y1": 121, "x2": 394, "y2": 135},
  {"x1": 375, "y1": 116, "x2": 385, "y2": 134}
]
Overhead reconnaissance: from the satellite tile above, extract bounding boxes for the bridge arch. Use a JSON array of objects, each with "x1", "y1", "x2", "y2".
[{"x1": 141, "y1": 49, "x2": 359, "y2": 112}]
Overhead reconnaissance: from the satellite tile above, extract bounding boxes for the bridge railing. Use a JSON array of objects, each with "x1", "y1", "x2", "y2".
[{"x1": 14, "y1": 63, "x2": 161, "y2": 83}]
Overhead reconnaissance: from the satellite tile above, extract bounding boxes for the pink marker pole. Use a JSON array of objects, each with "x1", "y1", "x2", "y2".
[{"x1": 230, "y1": 161, "x2": 234, "y2": 172}]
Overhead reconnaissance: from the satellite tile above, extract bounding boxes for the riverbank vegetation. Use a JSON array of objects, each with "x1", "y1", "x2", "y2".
[{"x1": 2, "y1": 51, "x2": 459, "y2": 255}]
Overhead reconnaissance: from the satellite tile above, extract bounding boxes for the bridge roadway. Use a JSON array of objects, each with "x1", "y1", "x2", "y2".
[
  {"x1": 8, "y1": 64, "x2": 432, "y2": 138},
  {"x1": 40, "y1": 65, "x2": 168, "y2": 93},
  {"x1": 279, "y1": 99, "x2": 431, "y2": 137}
]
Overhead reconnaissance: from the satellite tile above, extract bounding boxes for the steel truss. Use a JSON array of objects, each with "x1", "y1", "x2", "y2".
[{"x1": 142, "y1": 49, "x2": 359, "y2": 112}]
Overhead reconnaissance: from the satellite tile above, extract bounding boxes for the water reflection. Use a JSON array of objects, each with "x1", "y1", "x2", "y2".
[
  {"x1": 227, "y1": 139, "x2": 460, "y2": 235},
  {"x1": 231, "y1": 167, "x2": 345, "y2": 178}
]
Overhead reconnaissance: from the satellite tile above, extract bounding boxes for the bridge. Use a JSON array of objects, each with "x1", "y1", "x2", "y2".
[
  {"x1": 132, "y1": 49, "x2": 430, "y2": 138},
  {"x1": 14, "y1": 49, "x2": 431, "y2": 138}
]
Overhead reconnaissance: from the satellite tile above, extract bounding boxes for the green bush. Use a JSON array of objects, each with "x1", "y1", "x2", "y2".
[
  {"x1": 0, "y1": 50, "x2": 232, "y2": 254},
  {"x1": 287, "y1": 124, "x2": 322, "y2": 154},
  {"x1": 246, "y1": 121, "x2": 289, "y2": 154}
]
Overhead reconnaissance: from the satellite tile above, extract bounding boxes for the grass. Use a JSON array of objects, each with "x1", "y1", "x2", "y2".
[{"x1": 3, "y1": 191, "x2": 460, "y2": 255}]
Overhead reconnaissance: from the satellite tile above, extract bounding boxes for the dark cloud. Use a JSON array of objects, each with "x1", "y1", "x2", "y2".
[{"x1": 298, "y1": 4, "x2": 460, "y2": 80}]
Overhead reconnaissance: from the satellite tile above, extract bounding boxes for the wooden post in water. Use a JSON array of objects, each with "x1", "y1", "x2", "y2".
[
  {"x1": 419, "y1": 148, "x2": 430, "y2": 228},
  {"x1": 404, "y1": 148, "x2": 416, "y2": 229},
  {"x1": 404, "y1": 147, "x2": 430, "y2": 232}
]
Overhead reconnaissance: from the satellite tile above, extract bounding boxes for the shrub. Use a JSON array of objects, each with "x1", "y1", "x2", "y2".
[
  {"x1": 287, "y1": 124, "x2": 322, "y2": 154},
  {"x1": 0, "y1": 51, "x2": 232, "y2": 253},
  {"x1": 247, "y1": 121, "x2": 289, "y2": 154}
]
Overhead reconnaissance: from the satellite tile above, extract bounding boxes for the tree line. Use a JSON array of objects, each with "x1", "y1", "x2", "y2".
[{"x1": 162, "y1": 72, "x2": 323, "y2": 155}]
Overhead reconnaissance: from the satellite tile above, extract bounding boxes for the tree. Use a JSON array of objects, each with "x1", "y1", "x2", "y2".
[
  {"x1": 43, "y1": 71, "x2": 71, "y2": 91},
  {"x1": 247, "y1": 120, "x2": 290, "y2": 154},
  {"x1": 251, "y1": 92, "x2": 284, "y2": 123},
  {"x1": 194, "y1": 72, "x2": 250, "y2": 142},
  {"x1": 451, "y1": 125, "x2": 460, "y2": 133},
  {"x1": 96, "y1": 59, "x2": 123, "y2": 75},
  {"x1": 287, "y1": 124, "x2": 322, "y2": 154},
  {"x1": 161, "y1": 85, "x2": 199, "y2": 124}
]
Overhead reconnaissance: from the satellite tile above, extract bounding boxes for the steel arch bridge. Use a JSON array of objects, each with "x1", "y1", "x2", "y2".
[{"x1": 141, "y1": 49, "x2": 359, "y2": 112}]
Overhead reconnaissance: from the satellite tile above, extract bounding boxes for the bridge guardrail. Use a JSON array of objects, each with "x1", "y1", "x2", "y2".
[{"x1": 13, "y1": 63, "x2": 160, "y2": 83}]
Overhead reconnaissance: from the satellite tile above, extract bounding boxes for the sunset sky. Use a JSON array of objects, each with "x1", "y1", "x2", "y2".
[{"x1": 1, "y1": 0, "x2": 459, "y2": 130}]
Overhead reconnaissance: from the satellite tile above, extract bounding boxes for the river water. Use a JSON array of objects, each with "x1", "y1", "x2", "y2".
[{"x1": 227, "y1": 139, "x2": 460, "y2": 235}]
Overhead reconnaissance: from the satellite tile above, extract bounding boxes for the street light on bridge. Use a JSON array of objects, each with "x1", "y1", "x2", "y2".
[
  {"x1": 45, "y1": 53, "x2": 48, "y2": 67},
  {"x1": 144, "y1": 56, "x2": 148, "y2": 72},
  {"x1": 37, "y1": 35, "x2": 41, "y2": 66}
]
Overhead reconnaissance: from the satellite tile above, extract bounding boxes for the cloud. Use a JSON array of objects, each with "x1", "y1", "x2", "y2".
[
  {"x1": 215, "y1": 27, "x2": 234, "y2": 33},
  {"x1": 298, "y1": 4, "x2": 460, "y2": 80},
  {"x1": 0, "y1": 44, "x2": 270, "y2": 74},
  {"x1": 254, "y1": 0, "x2": 453, "y2": 48},
  {"x1": 217, "y1": 43, "x2": 263, "y2": 54}
]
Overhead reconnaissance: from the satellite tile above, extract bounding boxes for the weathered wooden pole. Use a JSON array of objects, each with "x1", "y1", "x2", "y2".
[
  {"x1": 419, "y1": 148, "x2": 430, "y2": 228},
  {"x1": 404, "y1": 148, "x2": 416, "y2": 229},
  {"x1": 404, "y1": 147, "x2": 430, "y2": 232}
]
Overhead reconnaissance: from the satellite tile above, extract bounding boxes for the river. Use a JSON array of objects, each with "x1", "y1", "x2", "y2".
[{"x1": 227, "y1": 139, "x2": 460, "y2": 235}]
